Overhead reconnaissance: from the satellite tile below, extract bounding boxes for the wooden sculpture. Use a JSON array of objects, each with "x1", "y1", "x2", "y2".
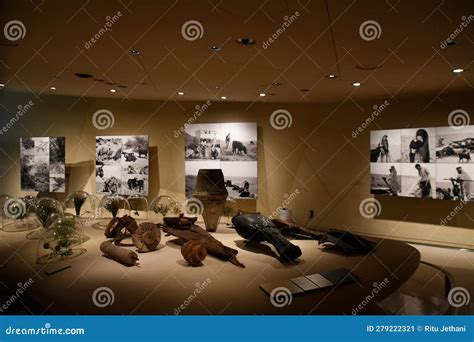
[
  {"x1": 181, "y1": 240, "x2": 207, "y2": 267},
  {"x1": 100, "y1": 241, "x2": 139, "y2": 267},
  {"x1": 105, "y1": 215, "x2": 139, "y2": 244},
  {"x1": 132, "y1": 222, "x2": 161, "y2": 253},
  {"x1": 164, "y1": 224, "x2": 245, "y2": 268}
]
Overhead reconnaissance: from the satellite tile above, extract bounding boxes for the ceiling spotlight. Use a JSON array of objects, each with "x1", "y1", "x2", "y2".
[
  {"x1": 177, "y1": 91, "x2": 184, "y2": 95},
  {"x1": 259, "y1": 93, "x2": 266, "y2": 97},
  {"x1": 326, "y1": 74, "x2": 337, "y2": 79},
  {"x1": 210, "y1": 46, "x2": 221, "y2": 52},
  {"x1": 452, "y1": 68, "x2": 464, "y2": 73},
  {"x1": 50, "y1": 86, "x2": 56, "y2": 90},
  {"x1": 220, "y1": 96, "x2": 227, "y2": 100},
  {"x1": 272, "y1": 82, "x2": 282, "y2": 86},
  {"x1": 131, "y1": 49, "x2": 141, "y2": 55},
  {"x1": 110, "y1": 89, "x2": 116, "y2": 93},
  {"x1": 0, "y1": 83, "x2": 5, "y2": 87},
  {"x1": 352, "y1": 82, "x2": 361, "y2": 87},
  {"x1": 236, "y1": 38, "x2": 255, "y2": 46}
]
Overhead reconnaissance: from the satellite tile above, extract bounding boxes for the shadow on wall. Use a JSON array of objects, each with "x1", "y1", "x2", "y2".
[
  {"x1": 38, "y1": 160, "x2": 95, "y2": 202},
  {"x1": 375, "y1": 195, "x2": 474, "y2": 229}
]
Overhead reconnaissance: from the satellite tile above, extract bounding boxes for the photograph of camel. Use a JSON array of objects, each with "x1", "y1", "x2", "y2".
[
  {"x1": 20, "y1": 136, "x2": 66, "y2": 193},
  {"x1": 435, "y1": 126, "x2": 474, "y2": 164},
  {"x1": 96, "y1": 135, "x2": 149, "y2": 195},
  {"x1": 184, "y1": 122, "x2": 257, "y2": 199}
]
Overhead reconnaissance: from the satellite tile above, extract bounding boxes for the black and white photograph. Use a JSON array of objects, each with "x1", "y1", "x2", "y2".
[
  {"x1": 401, "y1": 163, "x2": 436, "y2": 198},
  {"x1": 219, "y1": 122, "x2": 257, "y2": 162},
  {"x1": 96, "y1": 135, "x2": 149, "y2": 195},
  {"x1": 370, "y1": 163, "x2": 401, "y2": 196},
  {"x1": 436, "y1": 164, "x2": 474, "y2": 201},
  {"x1": 401, "y1": 127, "x2": 436, "y2": 163},
  {"x1": 221, "y1": 161, "x2": 257, "y2": 199},
  {"x1": 185, "y1": 160, "x2": 220, "y2": 198},
  {"x1": 185, "y1": 123, "x2": 221, "y2": 160},
  {"x1": 370, "y1": 129, "x2": 401, "y2": 163},
  {"x1": 20, "y1": 137, "x2": 66, "y2": 193},
  {"x1": 436, "y1": 126, "x2": 474, "y2": 163}
]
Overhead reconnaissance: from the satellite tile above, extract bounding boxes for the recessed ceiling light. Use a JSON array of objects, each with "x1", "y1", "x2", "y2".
[
  {"x1": 50, "y1": 86, "x2": 56, "y2": 90},
  {"x1": 110, "y1": 89, "x2": 116, "y2": 93},
  {"x1": 131, "y1": 49, "x2": 141, "y2": 55},
  {"x1": 259, "y1": 93, "x2": 266, "y2": 97},
  {"x1": 210, "y1": 46, "x2": 221, "y2": 52},
  {"x1": 178, "y1": 91, "x2": 184, "y2": 95},
  {"x1": 326, "y1": 74, "x2": 337, "y2": 79},
  {"x1": 272, "y1": 82, "x2": 282, "y2": 86},
  {"x1": 352, "y1": 82, "x2": 361, "y2": 87},
  {"x1": 236, "y1": 38, "x2": 255, "y2": 46},
  {"x1": 0, "y1": 83, "x2": 4, "y2": 87},
  {"x1": 453, "y1": 68, "x2": 464, "y2": 73},
  {"x1": 74, "y1": 73, "x2": 94, "y2": 78},
  {"x1": 221, "y1": 96, "x2": 227, "y2": 100}
]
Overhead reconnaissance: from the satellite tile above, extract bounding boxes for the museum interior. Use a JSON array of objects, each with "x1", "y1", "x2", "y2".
[{"x1": 0, "y1": 0, "x2": 472, "y2": 315}]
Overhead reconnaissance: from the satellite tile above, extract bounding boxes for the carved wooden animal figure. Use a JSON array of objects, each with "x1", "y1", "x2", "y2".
[{"x1": 232, "y1": 141, "x2": 247, "y2": 155}]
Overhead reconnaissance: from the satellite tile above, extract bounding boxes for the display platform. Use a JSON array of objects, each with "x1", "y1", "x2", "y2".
[{"x1": 0, "y1": 223, "x2": 420, "y2": 315}]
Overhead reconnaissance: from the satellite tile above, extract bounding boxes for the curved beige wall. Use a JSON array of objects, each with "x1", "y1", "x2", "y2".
[{"x1": 0, "y1": 90, "x2": 473, "y2": 248}]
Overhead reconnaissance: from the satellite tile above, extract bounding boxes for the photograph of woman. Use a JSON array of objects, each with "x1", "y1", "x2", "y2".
[
  {"x1": 401, "y1": 128, "x2": 436, "y2": 163},
  {"x1": 370, "y1": 129, "x2": 401, "y2": 163}
]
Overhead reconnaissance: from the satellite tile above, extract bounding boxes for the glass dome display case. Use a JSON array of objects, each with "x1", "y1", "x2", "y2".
[
  {"x1": 36, "y1": 214, "x2": 86, "y2": 265},
  {"x1": 95, "y1": 194, "x2": 130, "y2": 229},
  {"x1": 128, "y1": 194, "x2": 148, "y2": 221},
  {"x1": 2, "y1": 196, "x2": 39, "y2": 233},
  {"x1": 26, "y1": 197, "x2": 64, "y2": 240},
  {"x1": 149, "y1": 195, "x2": 182, "y2": 223},
  {"x1": 63, "y1": 191, "x2": 96, "y2": 222}
]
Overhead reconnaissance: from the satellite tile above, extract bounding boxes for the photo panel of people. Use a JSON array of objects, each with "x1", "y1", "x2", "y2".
[
  {"x1": 436, "y1": 164, "x2": 474, "y2": 201},
  {"x1": 20, "y1": 137, "x2": 65, "y2": 192},
  {"x1": 96, "y1": 135, "x2": 149, "y2": 195},
  {"x1": 401, "y1": 127, "x2": 436, "y2": 163},
  {"x1": 436, "y1": 126, "x2": 474, "y2": 164},
  {"x1": 370, "y1": 129, "x2": 402, "y2": 163},
  {"x1": 401, "y1": 163, "x2": 436, "y2": 199},
  {"x1": 184, "y1": 122, "x2": 257, "y2": 199},
  {"x1": 370, "y1": 163, "x2": 401, "y2": 196}
]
